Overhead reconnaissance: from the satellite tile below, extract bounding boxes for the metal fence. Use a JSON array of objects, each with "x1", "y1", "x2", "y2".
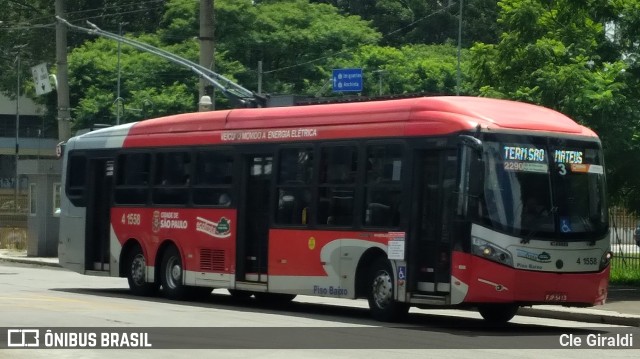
[
  {"x1": 0, "y1": 191, "x2": 28, "y2": 250},
  {"x1": 610, "y1": 208, "x2": 640, "y2": 272}
]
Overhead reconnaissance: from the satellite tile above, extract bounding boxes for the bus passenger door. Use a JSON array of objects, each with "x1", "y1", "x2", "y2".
[
  {"x1": 85, "y1": 158, "x2": 113, "y2": 272},
  {"x1": 237, "y1": 154, "x2": 273, "y2": 282},
  {"x1": 410, "y1": 150, "x2": 456, "y2": 294}
]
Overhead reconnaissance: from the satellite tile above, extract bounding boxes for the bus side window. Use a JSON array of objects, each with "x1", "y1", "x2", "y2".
[
  {"x1": 193, "y1": 151, "x2": 234, "y2": 206},
  {"x1": 317, "y1": 145, "x2": 358, "y2": 227},
  {"x1": 363, "y1": 144, "x2": 403, "y2": 228},
  {"x1": 66, "y1": 153, "x2": 87, "y2": 206},
  {"x1": 275, "y1": 147, "x2": 313, "y2": 225},
  {"x1": 114, "y1": 152, "x2": 150, "y2": 205},
  {"x1": 152, "y1": 152, "x2": 190, "y2": 205}
]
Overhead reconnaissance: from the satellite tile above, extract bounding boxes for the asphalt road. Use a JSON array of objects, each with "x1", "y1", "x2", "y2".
[{"x1": 0, "y1": 261, "x2": 639, "y2": 358}]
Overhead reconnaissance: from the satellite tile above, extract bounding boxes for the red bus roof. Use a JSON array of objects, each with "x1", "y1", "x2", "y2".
[{"x1": 119, "y1": 96, "x2": 596, "y2": 147}]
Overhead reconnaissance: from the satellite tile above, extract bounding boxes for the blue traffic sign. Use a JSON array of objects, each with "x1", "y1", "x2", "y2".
[{"x1": 332, "y1": 68, "x2": 363, "y2": 92}]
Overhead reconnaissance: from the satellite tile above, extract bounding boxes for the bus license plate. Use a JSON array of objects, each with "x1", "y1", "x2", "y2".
[{"x1": 544, "y1": 292, "x2": 568, "y2": 302}]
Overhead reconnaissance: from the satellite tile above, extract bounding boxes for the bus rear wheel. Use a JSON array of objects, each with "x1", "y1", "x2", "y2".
[
  {"x1": 160, "y1": 246, "x2": 189, "y2": 300},
  {"x1": 126, "y1": 246, "x2": 159, "y2": 296},
  {"x1": 477, "y1": 303, "x2": 519, "y2": 323},
  {"x1": 366, "y1": 258, "x2": 408, "y2": 322}
]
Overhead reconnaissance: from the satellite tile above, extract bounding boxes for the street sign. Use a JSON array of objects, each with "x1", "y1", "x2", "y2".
[
  {"x1": 31, "y1": 63, "x2": 53, "y2": 96},
  {"x1": 332, "y1": 68, "x2": 363, "y2": 92}
]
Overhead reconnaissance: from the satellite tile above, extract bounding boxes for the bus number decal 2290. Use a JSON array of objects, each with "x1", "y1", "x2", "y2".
[{"x1": 122, "y1": 213, "x2": 141, "y2": 226}]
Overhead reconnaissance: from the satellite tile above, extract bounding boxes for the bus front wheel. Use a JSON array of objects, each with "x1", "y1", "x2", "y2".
[
  {"x1": 160, "y1": 246, "x2": 189, "y2": 300},
  {"x1": 477, "y1": 303, "x2": 519, "y2": 323},
  {"x1": 126, "y1": 246, "x2": 159, "y2": 297},
  {"x1": 366, "y1": 258, "x2": 409, "y2": 322}
]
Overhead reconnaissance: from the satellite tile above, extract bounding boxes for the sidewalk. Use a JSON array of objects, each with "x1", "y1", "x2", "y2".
[{"x1": 1, "y1": 249, "x2": 639, "y2": 326}]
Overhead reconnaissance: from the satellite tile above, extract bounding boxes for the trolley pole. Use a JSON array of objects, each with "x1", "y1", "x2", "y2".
[{"x1": 55, "y1": 0, "x2": 72, "y2": 141}]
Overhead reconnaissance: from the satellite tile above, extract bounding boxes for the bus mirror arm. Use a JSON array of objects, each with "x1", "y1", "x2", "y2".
[{"x1": 459, "y1": 135, "x2": 483, "y2": 151}]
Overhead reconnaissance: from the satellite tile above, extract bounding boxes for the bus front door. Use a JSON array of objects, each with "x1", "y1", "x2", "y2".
[
  {"x1": 237, "y1": 154, "x2": 273, "y2": 282},
  {"x1": 410, "y1": 150, "x2": 455, "y2": 295}
]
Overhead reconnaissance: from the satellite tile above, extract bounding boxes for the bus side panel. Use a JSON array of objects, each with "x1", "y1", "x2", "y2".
[
  {"x1": 268, "y1": 229, "x2": 388, "y2": 298},
  {"x1": 451, "y1": 251, "x2": 609, "y2": 305},
  {"x1": 110, "y1": 208, "x2": 238, "y2": 277}
]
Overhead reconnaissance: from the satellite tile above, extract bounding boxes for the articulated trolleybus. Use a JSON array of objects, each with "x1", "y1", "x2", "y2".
[{"x1": 59, "y1": 96, "x2": 610, "y2": 323}]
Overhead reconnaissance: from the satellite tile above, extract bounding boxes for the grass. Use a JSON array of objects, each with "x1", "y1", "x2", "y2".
[{"x1": 609, "y1": 256, "x2": 640, "y2": 286}]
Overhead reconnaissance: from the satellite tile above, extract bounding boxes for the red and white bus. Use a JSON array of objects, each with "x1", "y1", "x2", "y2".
[{"x1": 58, "y1": 96, "x2": 611, "y2": 323}]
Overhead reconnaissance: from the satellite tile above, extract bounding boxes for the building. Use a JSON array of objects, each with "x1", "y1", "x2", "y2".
[{"x1": 0, "y1": 93, "x2": 59, "y2": 254}]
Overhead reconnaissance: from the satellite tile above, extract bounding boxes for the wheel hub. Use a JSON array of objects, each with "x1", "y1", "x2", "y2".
[
  {"x1": 372, "y1": 271, "x2": 392, "y2": 308},
  {"x1": 131, "y1": 254, "x2": 146, "y2": 286}
]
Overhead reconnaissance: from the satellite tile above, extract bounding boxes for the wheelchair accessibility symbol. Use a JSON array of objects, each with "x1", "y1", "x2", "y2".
[
  {"x1": 397, "y1": 266, "x2": 406, "y2": 280},
  {"x1": 560, "y1": 218, "x2": 572, "y2": 233}
]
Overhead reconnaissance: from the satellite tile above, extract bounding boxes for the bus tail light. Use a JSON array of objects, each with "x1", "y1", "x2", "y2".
[
  {"x1": 471, "y1": 237, "x2": 513, "y2": 266},
  {"x1": 599, "y1": 251, "x2": 613, "y2": 271}
]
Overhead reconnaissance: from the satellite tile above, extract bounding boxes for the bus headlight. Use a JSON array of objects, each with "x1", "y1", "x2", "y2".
[
  {"x1": 471, "y1": 237, "x2": 513, "y2": 266},
  {"x1": 599, "y1": 251, "x2": 613, "y2": 271}
]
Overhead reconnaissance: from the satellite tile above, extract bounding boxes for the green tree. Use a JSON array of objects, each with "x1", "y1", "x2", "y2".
[
  {"x1": 469, "y1": 0, "x2": 640, "y2": 211},
  {"x1": 67, "y1": 33, "x2": 245, "y2": 130},
  {"x1": 312, "y1": 43, "x2": 466, "y2": 97},
  {"x1": 216, "y1": 0, "x2": 381, "y2": 94},
  {"x1": 67, "y1": 0, "x2": 381, "y2": 128},
  {"x1": 0, "y1": 0, "x2": 170, "y2": 136},
  {"x1": 310, "y1": 0, "x2": 499, "y2": 46}
]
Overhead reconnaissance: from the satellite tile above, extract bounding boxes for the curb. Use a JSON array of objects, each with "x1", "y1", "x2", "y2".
[
  {"x1": 0, "y1": 256, "x2": 61, "y2": 268},
  {"x1": 518, "y1": 307, "x2": 640, "y2": 327}
]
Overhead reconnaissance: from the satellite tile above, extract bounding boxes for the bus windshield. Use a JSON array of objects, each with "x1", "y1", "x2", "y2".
[{"x1": 476, "y1": 135, "x2": 608, "y2": 240}]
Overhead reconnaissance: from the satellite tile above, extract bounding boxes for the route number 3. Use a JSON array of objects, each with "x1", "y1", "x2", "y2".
[{"x1": 558, "y1": 163, "x2": 567, "y2": 176}]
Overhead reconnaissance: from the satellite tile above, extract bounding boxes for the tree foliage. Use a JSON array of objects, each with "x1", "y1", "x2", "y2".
[
  {"x1": 470, "y1": 0, "x2": 640, "y2": 211},
  {"x1": 2, "y1": 0, "x2": 640, "y2": 210},
  {"x1": 310, "y1": 0, "x2": 499, "y2": 46}
]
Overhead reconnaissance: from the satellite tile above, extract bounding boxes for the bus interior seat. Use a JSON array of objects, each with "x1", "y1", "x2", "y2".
[
  {"x1": 367, "y1": 202, "x2": 391, "y2": 226},
  {"x1": 329, "y1": 195, "x2": 353, "y2": 225}
]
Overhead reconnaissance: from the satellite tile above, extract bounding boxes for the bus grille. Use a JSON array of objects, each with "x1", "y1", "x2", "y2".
[{"x1": 199, "y1": 249, "x2": 225, "y2": 272}]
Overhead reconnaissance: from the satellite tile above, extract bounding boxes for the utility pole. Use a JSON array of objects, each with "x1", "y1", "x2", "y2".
[
  {"x1": 55, "y1": 0, "x2": 72, "y2": 141},
  {"x1": 116, "y1": 22, "x2": 124, "y2": 125},
  {"x1": 257, "y1": 60, "x2": 262, "y2": 95},
  {"x1": 15, "y1": 50, "x2": 21, "y2": 209},
  {"x1": 199, "y1": 0, "x2": 214, "y2": 109},
  {"x1": 456, "y1": 0, "x2": 463, "y2": 96}
]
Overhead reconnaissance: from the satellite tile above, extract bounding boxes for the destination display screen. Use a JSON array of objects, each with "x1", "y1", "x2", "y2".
[{"x1": 501, "y1": 145, "x2": 603, "y2": 175}]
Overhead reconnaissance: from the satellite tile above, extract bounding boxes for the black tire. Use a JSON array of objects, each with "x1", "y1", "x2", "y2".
[
  {"x1": 254, "y1": 292, "x2": 297, "y2": 306},
  {"x1": 126, "y1": 245, "x2": 159, "y2": 296},
  {"x1": 366, "y1": 258, "x2": 409, "y2": 322},
  {"x1": 478, "y1": 304, "x2": 519, "y2": 323},
  {"x1": 160, "y1": 246, "x2": 189, "y2": 300}
]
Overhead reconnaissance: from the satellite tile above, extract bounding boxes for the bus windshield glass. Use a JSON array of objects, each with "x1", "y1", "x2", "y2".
[{"x1": 476, "y1": 135, "x2": 608, "y2": 240}]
